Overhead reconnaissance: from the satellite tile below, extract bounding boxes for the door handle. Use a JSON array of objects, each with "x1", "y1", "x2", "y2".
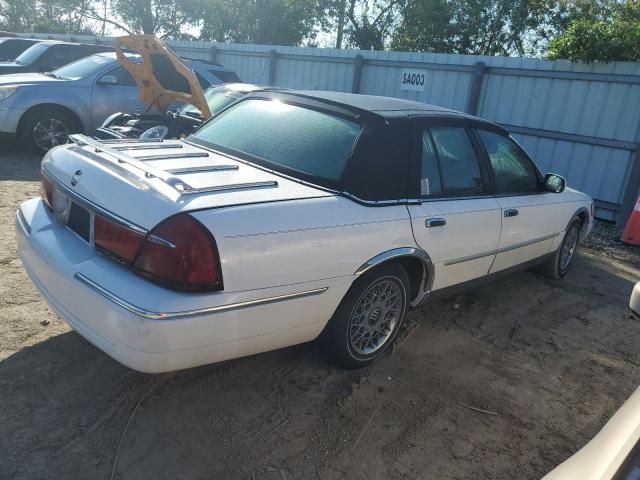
[
  {"x1": 504, "y1": 209, "x2": 519, "y2": 218},
  {"x1": 425, "y1": 217, "x2": 446, "y2": 228}
]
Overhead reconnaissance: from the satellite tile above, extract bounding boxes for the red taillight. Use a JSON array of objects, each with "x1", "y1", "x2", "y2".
[
  {"x1": 41, "y1": 174, "x2": 54, "y2": 210},
  {"x1": 94, "y1": 215, "x2": 146, "y2": 263},
  {"x1": 133, "y1": 214, "x2": 223, "y2": 292}
]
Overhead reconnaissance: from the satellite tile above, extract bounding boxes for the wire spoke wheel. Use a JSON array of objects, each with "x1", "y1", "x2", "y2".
[
  {"x1": 348, "y1": 278, "x2": 403, "y2": 356},
  {"x1": 560, "y1": 224, "x2": 579, "y2": 271},
  {"x1": 32, "y1": 118, "x2": 70, "y2": 150}
]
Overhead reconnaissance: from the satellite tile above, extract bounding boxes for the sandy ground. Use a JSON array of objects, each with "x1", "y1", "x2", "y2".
[{"x1": 1, "y1": 145, "x2": 639, "y2": 480}]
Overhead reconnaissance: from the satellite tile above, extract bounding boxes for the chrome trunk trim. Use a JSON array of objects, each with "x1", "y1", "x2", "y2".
[
  {"x1": 74, "y1": 272, "x2": 328, "y2": 320},
  {"x1": 41, "y1": 168, "x2": 148, "y2": 235},
  {"x1": 136, "y1": 152, "x2": 210, "y2": 161},
  {"x1": 166, "y1": 165, "x2": 239, "y2": 175},
  {"x1": 175, "y1": 180, "x2": 279, "y2": 195},
  {"x1": 114, "y1": 143, "x2": 184, "y2": 151},
  {"x1": 69, "y1": 134, "x2": 183, "y2": 185}
]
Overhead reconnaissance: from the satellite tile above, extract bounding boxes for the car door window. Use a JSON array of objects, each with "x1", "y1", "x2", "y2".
[
  {"x1": 41, "y1": 45, "x2": 76, "y2": 70},
  {"x1": 428, "y1": 127, "x2": 484, "y2": 196},
  {"x1": 116, "y1": 67, "x2": 136, "y2": 86},
  {"x1": 419, "y1": 131, "x2": 442, "y2": 196},
  {"x1": 478, "y1": 130, "x2": 540, "y2": 194}
]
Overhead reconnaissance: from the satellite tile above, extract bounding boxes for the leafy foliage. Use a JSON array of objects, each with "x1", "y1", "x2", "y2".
[
  {"x1": 0, "y1": 0, "x2": 638, "y2": 63},
  {"x1": 547, "y1": 0, "x2": 640, "y2": 62},
  {"x1": 392, "y1": 0, "x2": 551, "y2": 56},
  {"x1": 198, "y1": 0, "x2": 334, "y2": 45}
]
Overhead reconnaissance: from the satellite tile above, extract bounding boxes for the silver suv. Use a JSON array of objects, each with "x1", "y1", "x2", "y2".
[{"x1": 0, "y1": 52, "x2": 240, "y2": 152}]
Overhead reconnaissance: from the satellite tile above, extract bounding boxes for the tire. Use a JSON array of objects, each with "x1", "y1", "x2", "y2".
[
  {"x1": 323, "y1": 263, "x2": 410, "y2": 369},
  {"x1": 19, "y1": 108, "x2": 80, "y2": 154},
  {"x1": 538, "y1": 217, "x2": 582, "y2": 279}
]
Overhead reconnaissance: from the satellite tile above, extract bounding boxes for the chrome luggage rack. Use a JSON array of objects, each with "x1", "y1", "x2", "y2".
[{"x1": 70, "y1": 135, "x2": 278, "y2": 196}]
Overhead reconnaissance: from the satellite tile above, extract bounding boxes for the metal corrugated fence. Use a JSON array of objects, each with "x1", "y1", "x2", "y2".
[{"x1": 25, "y1": 33, "x2": 640, "y2": 223}]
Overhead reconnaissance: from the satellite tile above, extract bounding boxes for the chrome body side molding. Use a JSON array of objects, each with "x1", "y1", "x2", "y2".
[{"x1": 75, "y1": 273, "x2": 328, "y2": 320}]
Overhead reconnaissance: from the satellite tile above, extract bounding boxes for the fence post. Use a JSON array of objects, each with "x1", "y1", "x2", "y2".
[
  {"x1": 210, "y1": 45, "x2": 218, "y2": 64},
  {"x1": 619, "y1": 146, "x2": 640, "y2": 225},
  {"x1": 465, "y1": 61, "x2": 487, "y2": 115},
  {"x1": 352, "y1": 54, "x2": 364, "y2": 94},
  {"x1": 268, "y1": 49, "x2": 278, "y2": 85}
]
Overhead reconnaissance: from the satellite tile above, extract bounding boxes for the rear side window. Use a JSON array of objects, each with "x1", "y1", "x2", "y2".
[
  {"x1": 478, "y1": 130, "x2": 540, "y2": 194},
  {"x1": 424, "y1": 127, "x2": 484, "y2": 196}
]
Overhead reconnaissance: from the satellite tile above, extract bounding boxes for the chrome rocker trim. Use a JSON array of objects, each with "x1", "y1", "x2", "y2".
[{"x1": 74, "y1": 273, "x2": 328, "y2": 320}]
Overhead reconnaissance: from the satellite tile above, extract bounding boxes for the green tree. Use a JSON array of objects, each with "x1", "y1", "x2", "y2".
[
  {"x1": 392, "y1": 0, "x2": 550, "y2": 56},
  {"x1": 198, "y1": 0, "x2": 333, "y2": 46},
  {"x1": 0, "y1": 0, "x2": 97, "y2": 34},
  {"x1": 343, "y1": 0, "x2": 400, "y2": 50},
  {"x1": 546, "y1": 0, "x2": 640, "y2": 62}
]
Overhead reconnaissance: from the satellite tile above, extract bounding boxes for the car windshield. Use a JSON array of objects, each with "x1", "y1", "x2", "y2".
[
  {"x1": 191, "y1": 98, "x2": 361, "y2": 183},
  {"x1": 14, "y1": 42, "x2": 49, "y2": 65},
  {"x1": 181, "y1": 86, "x2": 247, "y2": 117},
  {"x1": 52, "y1": 55, "x2": 114, "y2": 80}
]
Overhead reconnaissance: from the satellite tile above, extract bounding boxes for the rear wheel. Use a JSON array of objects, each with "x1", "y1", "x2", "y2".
[
  {"x1": 323, "y1": 263, "x2": 410, "y2": 369},
  {"x1": 20, "y1": 108, "x2": 80, "y2": 154},
  {"x1": 539, "y1": 217, "x2": 582, "y2": 279}
]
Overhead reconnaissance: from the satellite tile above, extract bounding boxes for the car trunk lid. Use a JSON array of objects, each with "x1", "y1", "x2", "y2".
[{"x1": 42, "y1": 135, "x2": 334, "y2": 231}]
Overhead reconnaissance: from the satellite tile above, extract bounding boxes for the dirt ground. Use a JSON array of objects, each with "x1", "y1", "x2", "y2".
[{"x1": 1, "y1": 145, "x2": 639, "y2": 480}]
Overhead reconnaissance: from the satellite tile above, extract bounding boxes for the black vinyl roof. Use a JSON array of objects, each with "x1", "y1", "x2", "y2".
[
  {"x1": 221, "y1": 90, "x2": 509, "y2": 204},
  {"x1": 292, "y1": 90, "x2": 454, "y2": 113},
  {"x1": 269, "y1": 90, "x2": 506, "y2": 133}
]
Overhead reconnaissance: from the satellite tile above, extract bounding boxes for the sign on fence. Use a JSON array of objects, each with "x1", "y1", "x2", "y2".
[{"x1": 400, "y1": 69, "x2": 426, "y2": 91}]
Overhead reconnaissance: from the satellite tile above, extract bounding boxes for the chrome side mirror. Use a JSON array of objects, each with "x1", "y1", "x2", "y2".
[{"x1": 544, "y1": 173, "x2": 566, "y2": 193}]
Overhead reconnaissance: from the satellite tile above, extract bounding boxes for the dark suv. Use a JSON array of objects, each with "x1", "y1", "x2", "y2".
[
  {"x1": 0, "y1": 38, "x2": 41, "y2": 61},
  {"x1": 0, "y1": 40, "x2": 113, "y2": 74}
]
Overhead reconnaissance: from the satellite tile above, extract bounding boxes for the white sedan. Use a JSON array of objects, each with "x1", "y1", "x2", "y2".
[{"x1": 16, "y1": 91, "x2": 593, "y2": 373}]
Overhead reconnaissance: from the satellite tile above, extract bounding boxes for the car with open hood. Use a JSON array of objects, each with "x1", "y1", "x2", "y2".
[
  {"x1": 16, "y1": 90, "x2": 593, "y2": 373},
  {"x1": 0, "y1": 48, "x2": 240, "y2": 153},
  {"x1": 94, "y1": 82, "x2": 274, "y2": 140}
]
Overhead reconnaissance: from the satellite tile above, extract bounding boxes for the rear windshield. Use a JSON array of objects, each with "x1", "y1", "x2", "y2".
[
  {"x1": 53, "y1": 54, "x2": 113, "y2": 80},
  {"x1": 191, "y1": 99, "x2": 360, "y2": 183},
  {"x1": 181, "y1": 85, "x2": 247, "y2": 116},
  {"x1": 15, "y1": 42, "x2": 49, "y2": 65}
]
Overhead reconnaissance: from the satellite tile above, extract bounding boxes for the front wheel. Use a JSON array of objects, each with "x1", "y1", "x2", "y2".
[
  {"x1": 539, "y1": 217, "x2": 582, "y2": 279},
  {"x1": 323, "y1": 263, "x2": 410, "y2": 369},
  {"x1": 20, "y1": 109, "x2": 80, "y2": 154}
]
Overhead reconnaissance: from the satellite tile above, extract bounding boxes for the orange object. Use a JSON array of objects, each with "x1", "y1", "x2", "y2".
[{"x1": 622, "y1": 197, "x2": 640, "y2": 245}]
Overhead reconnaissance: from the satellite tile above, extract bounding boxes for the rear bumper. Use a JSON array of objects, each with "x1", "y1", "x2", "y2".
[{"x1": 16, "y1": 198, "x2": 351, "y2": 373}]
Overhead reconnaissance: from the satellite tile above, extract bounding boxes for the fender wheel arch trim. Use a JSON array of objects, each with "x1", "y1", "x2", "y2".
[
  {"x1": 354, "y1": 247, "x2": 434, "y2": 307},
  {"x1": 568, "y1": 206, "x2": 590, "y2": 239}
]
